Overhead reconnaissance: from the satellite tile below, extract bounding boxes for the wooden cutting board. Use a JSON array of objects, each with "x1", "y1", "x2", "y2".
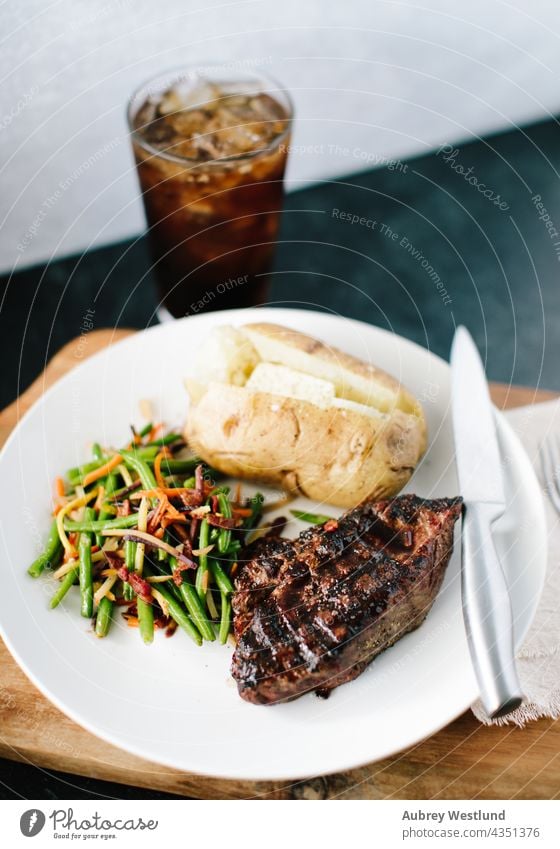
[{"x1": 0, "y1": 329, "x2": 558, "y2": 800}]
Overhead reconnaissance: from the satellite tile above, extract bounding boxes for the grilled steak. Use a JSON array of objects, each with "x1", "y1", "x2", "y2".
[{"x1": 231, "y1": 494, "x2": 462, "y2": 704}]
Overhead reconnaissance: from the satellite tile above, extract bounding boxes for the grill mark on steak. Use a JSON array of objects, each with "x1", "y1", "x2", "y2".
[{"x1": 231, "y1": 494, "x2": 462, "y2": 704}]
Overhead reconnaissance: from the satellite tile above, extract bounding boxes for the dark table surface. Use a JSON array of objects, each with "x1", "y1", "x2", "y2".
[{"x1": 1, "y1": 115, "x2": 559, "y2": 798}]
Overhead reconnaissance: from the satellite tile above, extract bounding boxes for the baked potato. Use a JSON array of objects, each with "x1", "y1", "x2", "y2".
[{"x1": 185, "y1": 323, "x2": 427, "y2": 508}]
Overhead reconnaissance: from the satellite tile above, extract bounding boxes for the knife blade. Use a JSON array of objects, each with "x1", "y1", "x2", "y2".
[
  {"x1": 450, "y1": 326, "x2": 523, "y2": 719},
  {"x1": 450, "y1": 327, "x2": 505, "y2": 507}
]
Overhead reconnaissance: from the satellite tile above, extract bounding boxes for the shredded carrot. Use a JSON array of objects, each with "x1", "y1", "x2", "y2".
[
  {"x1": 55, "y1": 477, "x2": 65, "y2": 497},
  {"x1": 148, "y1": 422, "x2": 163, "y2": 441},
  {"x1": 83, "y1": 454, "x2": 122, "y2": 487},
  {"x1": 132, "y1": 487, "x2": 194, "y2": 499},
  {"x1": 52, "y1": 503, "x2": 64, "y2": 516},
  {"x1": 232, "y1": 507, "x2": 253, "y2": 518},
  {"x1": 154, "y1": 452, "x2": 167, "y2": 489},
  {"x1": 126, "y1": 617, "x2": 139, "y2": 628},
  {"x1": 230, "y1": 562, "x2": 239, "y2": 577}
]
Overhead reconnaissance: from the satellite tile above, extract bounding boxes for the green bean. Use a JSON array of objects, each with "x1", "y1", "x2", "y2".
[
  {"x1": 195, "y1": 519, "x2": 210, "y2": 603},
  {"x1": 79, "y1": 508, "x2": 94, "y2": 618},
  {"x1": 121, "y1": 450, "x2": 158, "y2": 491},
  {"x1": 244, "y1": 494, "x2": 264, "y2": 530},
  {"x1": 218, "y1": 592, "x2": 231, "y2": 645},
  {"x1": 95, "y1": 597, "x2": 113, "y2": 637},
  {"x1": 209, "y1": 558, "x2": 234, "y2": 595},
  {"x1": 159, "y1": 458, "x2": 200, "y2": 475},
  {"x1": 49, "y1": 566, "x2": 78, "y2": 608},
  {"x1": 216, "y1": 492, "x2": 232, "y2": 554},
  {"x1": 92, "y1": 442, "x2": 103, "y2": 461},
  {"x1": 123, "y1": 539, "x2": 136, "y2": 601},
  {"x1": 152, "y1": 581, "x2": 202, "y2": 646},
  {"x1": 139, "y1": 422, "x2": 153, "y2": 438},
  {"x1": 66, "y1": 446, "x2": 158, "y2": 485},
  {"x1": 169, "y1": 557, "x2": 215, "y2": 642},
  {"x1": 96, "y1": 472, "x2": 118, "y2": 547},
  {"x1": 137, "y1": 598, "x2": 154, "y2": 645},
  {"x1": 67, "y1": 457, "x2": 108, "y2": 483},
  {"x1": 144, "y1": 432, "x2": 183, "y2": 447},
  {"x1": 290, "y1": 509, "x2": 334, "y2": 525},
  {"x1": 157, "y1": 531, "x2": 168, "y2": 562},
  {"x1": 64, "y1": 513, "x2": 139, "y2": 533},
  {"x1": 28, "y1": 520, "x2": 63, "y2": 578}
]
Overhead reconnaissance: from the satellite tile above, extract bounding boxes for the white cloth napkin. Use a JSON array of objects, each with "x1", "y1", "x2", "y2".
[{"x1": 472, "y1": 398, "x2": 560, "y2": 726}]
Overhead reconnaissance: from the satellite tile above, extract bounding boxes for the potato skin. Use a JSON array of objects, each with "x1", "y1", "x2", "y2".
[{"x1": 185, "y1": 384, "x2": 426, "y2": 508}]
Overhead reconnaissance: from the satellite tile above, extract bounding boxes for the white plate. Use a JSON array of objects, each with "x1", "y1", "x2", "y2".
[{"x1": 0, "y1": 308, "x2": 546, "y2": 781}]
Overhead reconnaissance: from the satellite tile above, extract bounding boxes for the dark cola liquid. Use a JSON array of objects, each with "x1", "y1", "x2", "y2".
[{"x1": 132, "y1": 82, "x2": 290, "y2": 317}]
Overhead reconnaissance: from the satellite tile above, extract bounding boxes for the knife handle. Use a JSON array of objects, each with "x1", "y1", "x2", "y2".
[{"x1": 461, "y1": 503, "x2": 524, "y2": 718}]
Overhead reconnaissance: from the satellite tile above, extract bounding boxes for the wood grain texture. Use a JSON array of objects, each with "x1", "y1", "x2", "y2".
[{"x1": 0, "y1": 328, "x2": 558, "y2": 800}]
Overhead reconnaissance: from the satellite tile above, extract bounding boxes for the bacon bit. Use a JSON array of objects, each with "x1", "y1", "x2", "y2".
[
  {"x1": 211, "y1": 495, "x2": 219, "y2": 514},
  {"x1": 171, "y1": 522, "x2": 189, "y2": 543},
  {"x1": 324, "y1": 519, "x2": 339, "y2": 532},
  {"x1": 171, "y1": 559, "x2": 193, "y2": 587},
  {"x1": 235, "y1": 483, "x2": 242, "y2": 503},
  {"x1": 83, "y1": 454, "x2": 123, "y2": 487},
  {"x1": 165, "y1": 620, "x2": 178, "y2": 638},
  {"x1": 206, "y1": 514, "x2": 237, "y2": 530},
  {"x1": 190, "y1": 517, "x2": 199, "y2": 541},
  {"x1": 116, "y1": 499, "x2": 132, "y2": 518},
  {"x1": 154, "y1": 452, "x2": 167, "y2": 489},
  {"x1": 117, "y1": 565, "x2": 153, "y2": 603},
  {"x1": 55, "y1": 477, "x2": 65, "y2": 497}
]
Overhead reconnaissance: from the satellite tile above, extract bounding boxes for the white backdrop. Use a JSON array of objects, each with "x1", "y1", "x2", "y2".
[{"x1": 1, "y1": 0, "x2": 560, "y2": 272}]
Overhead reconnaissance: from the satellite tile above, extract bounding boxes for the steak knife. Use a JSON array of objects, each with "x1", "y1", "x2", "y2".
[{"x1": 450, "y1": 326, "x2": 523, "y2": 718}]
